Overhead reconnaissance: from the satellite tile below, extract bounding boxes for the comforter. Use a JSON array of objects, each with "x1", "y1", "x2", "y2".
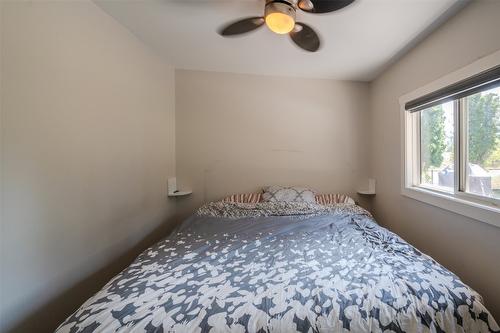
[{"x1": 56, "y1": 202, "x2": 499, "y2": 333}]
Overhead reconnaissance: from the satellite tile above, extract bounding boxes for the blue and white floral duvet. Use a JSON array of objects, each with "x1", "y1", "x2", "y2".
[{"x1": 57, "y1": 202, "x2": 499, "y2": 333}]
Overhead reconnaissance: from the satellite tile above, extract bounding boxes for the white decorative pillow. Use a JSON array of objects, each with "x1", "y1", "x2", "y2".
[{"x1": 261, "y1": 186, "x2": 316, "y2": 203}]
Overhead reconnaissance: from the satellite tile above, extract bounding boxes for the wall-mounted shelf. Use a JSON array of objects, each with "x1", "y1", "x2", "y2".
[
  {"x1": 167, "y1": 177, "x2": 192, "y2": 197},
  {"x1": 357, "y1": 190, "x2": 376, "y2": 195},
  {"x1": 168, "y1": 190, "x2": 192, "y2": 197},
  {"x1": 357, "y1": 179, "x2": 376, "y2": 196}
]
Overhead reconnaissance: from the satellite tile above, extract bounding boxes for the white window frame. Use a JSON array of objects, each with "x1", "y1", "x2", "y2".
[{"x1": 400, "y1": 50, "x2": 500, "y2": 229}]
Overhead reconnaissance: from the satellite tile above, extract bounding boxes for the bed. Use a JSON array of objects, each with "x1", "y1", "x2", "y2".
[{"x1": 56, "y1": 200, "x2": 499, "y2": 332}]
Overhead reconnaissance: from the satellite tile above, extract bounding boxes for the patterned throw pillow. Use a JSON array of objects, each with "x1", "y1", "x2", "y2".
[
  {"x1": 261, "y1": 186, "x2": 316, "y2": 203},
  {"x1": 315, "y1": 193, "x2": 355, "y2": 205},
  {"x1": 222, "y1": 193, "x2": 262, "y2": 203}
]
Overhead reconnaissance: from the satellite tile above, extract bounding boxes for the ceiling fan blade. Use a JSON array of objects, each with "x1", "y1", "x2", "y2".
[
  {"x1": 218, "y1": 17, "x2": 265, "y2": 36},
  {"x1": 289, "y1": 22, "x2": 320, "y2": 52},
  {"x1": 298, "y1": 0, "x2": 355, "y2": 14}
]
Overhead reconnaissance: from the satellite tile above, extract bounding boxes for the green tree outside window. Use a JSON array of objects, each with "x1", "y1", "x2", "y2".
[
  {"x1": 467, "y1": 93, "x2": 499, "y2": 166},
  {"x1": 421, "y1": 105, "x2": 446, "y2": 176}
]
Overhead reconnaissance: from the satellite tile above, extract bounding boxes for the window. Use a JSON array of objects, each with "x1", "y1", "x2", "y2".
[
  {"x1": 402, "y1": 62, "x2": 500, "y2": 227},
  {"x1": 419, "y1": 101, "x2": 455, "y2": 192},
  {"x1": 463, "y1": 88, "x2": 500, "y2": 200}
]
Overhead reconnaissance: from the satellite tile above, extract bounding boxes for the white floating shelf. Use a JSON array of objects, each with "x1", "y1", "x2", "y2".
[
  {"x1": 167, "y1": 177, "x2": 192, "y2": 197},
  {"x1": 357, "y1": 179, "x2": 376, "y2": 196},
  {"x1": 168, "y1": 190, "x2": 192, "y2": 197},
  {"x1": 357, "y1": 190, "x2": 376, "y2": 195}
]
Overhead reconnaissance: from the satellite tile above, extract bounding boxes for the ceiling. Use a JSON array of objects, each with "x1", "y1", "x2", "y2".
[{"x1": 95, "y1": 0, "x2": 463, "y2": 81}]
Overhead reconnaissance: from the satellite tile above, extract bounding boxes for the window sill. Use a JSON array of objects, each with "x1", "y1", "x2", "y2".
[{"x1": 402, "y1": 186, "x2": 500, "y2": 229}]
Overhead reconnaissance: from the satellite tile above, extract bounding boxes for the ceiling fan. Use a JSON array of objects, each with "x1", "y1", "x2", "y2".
[{"x1": 218, "y1": 0, "x2": 355, "y2": 52}]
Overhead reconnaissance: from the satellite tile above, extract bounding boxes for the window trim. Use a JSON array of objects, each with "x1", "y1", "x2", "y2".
[{"x1": 400, "y1": 50, "x2": 500, "y2": 229}]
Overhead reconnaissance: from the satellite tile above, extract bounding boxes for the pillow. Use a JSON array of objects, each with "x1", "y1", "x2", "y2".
[
  {"x1": 315, "y1": 193, "x2": 355, "y2": 205},
  {"x1": 261, "y1": 186, "x2": 316, "y2": 203},
  {"x1": 222, "y1": 193, "x2": 262, "y2": 203}
]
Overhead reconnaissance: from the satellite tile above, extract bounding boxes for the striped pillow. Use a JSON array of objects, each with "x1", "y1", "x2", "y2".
[
  {"x1": 222, "y1": 193, "x2": 262, "y2": 204},
  {"x1": 315, "y1": 194, "x2": 355, "y2": 205}
]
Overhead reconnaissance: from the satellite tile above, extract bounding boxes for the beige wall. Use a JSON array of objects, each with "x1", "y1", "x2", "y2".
[
  {"x1": 0, "y1": 1, "x2": 176, "y2": 332},
  {"x1": 2, "y1": 0, "x2": 500, "y2": 331},
  {"x1": 175, "y1": 70, "x2": 371, "y2": 215},
  {"x1": 369, "y1": 0, "x2": 500, "y2": 321}
]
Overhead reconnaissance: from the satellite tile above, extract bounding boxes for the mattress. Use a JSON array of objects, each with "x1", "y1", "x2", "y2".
[{"x1": 56, "y1": 201, "x2": 499, "y2": 332}]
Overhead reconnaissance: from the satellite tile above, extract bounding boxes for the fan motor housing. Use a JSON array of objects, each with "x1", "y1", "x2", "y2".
[{"x1": 265, "y1": 1, "x2": 296, "y2": 19}]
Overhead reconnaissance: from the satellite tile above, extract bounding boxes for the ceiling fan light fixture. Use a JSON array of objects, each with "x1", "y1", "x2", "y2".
[
  {"x1": 264, "y1": 1, "x2": 296, "y2": 34},
  {"x1": 219, "y1": 0, "x2": 356, "y2": 52}
]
